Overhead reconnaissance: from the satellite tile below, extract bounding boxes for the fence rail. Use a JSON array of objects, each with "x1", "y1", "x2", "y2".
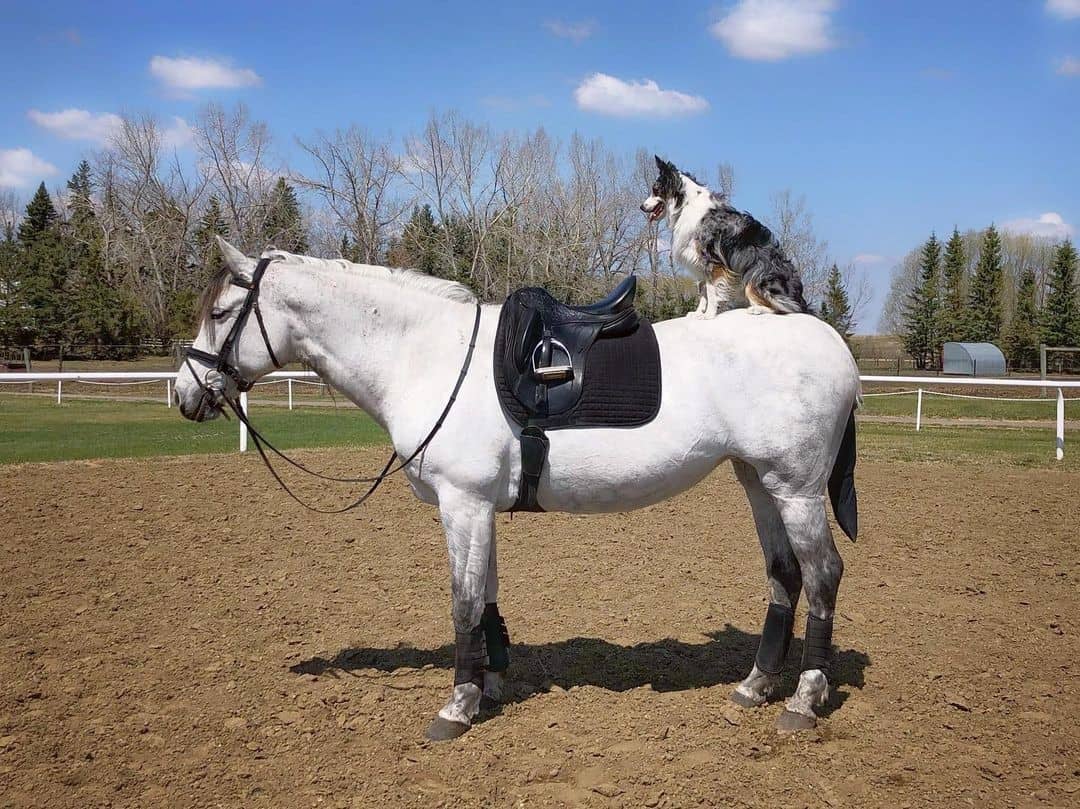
[{"x1": 3, "y1": 371, "x2": 1079, "y2": 459}]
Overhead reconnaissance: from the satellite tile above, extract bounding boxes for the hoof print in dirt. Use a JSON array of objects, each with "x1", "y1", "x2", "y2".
[
  {"x1": 425, "y1": 717, "x2": 471, "y2": 741},
  {"x1": 775, "y1": 710, "x2": 818, "y2": 733}
]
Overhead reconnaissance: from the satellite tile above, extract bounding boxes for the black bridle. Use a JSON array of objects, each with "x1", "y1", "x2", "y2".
[{"x1": 183, "y1": 256, "x2": 483, "y2": 513}]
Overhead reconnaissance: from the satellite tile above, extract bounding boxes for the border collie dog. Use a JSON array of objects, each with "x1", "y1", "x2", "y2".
[{"x1": 641, "y1": 156, "x2": 809, "y2": 318}]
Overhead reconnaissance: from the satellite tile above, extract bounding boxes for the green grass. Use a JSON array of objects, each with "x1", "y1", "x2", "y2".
[
  {"x1": 0, "y1": 395, "x2": 386, "y2": 464},
  {"x1": 857, "y1": 420, "x2": 1077, "y2": 470},
  {"x1": 2, "y1": 393, "x2": 1076, "y2": 470},
  {"x1": 860, "y1": 392, "x2": 1080, "y2": 421}
]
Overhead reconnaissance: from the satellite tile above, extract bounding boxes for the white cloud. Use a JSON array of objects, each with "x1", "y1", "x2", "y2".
[
  {"x1": 574, "y1": 73, "x2": 708, "y2": 118},
  {"x1": 149, "y1": 55, "x2": 262, "y2": 92},
  {"x1": 161, "y1": 116, "x2": 194, "y2": 149},
  {"x1": 0, "y1": 148, "x2": 59, "y2": 188},
  {"x1": 28, "y1": 108, "x2": 122, "y2": 144},
  {"x1": 1046, "y1": 0, "x2": 1080, "y2": 20},
  {"x1": 543, "y1": 19, "x2": 595, "y2": 42},
  {"x1": 28, "y1": 109, "x2": 193, "y2": 150},
  {"x1": 1057, "y1": 56, "x2": 1080, "y2": 76},
  {"x1": 1001, "y1": 212, "x2": 1075, "y2": 240},
  {"x1": 710, "y1": 0, "x2": 840, "y2": 61}
]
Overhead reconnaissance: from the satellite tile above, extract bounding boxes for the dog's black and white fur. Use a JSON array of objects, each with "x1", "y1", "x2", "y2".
[{"x1": 640, "y1": 156, "x2": 809, "y2": 318}]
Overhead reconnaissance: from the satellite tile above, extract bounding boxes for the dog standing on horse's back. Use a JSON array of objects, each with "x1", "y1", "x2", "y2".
[{"x1": 641, "y1": 156, "x2": 809, "y2": 318}]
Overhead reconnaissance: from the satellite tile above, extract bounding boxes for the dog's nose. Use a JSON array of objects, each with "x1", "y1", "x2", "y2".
[{"x1": 639, "y1": 203, "x2": 650, "y2": 213}]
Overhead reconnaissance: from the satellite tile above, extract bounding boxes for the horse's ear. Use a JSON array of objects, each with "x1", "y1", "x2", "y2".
[{"x1": 216, "y1": 236, "x2": 254, "y2": 283}]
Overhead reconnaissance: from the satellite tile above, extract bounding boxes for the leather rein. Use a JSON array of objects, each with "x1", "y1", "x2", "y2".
[{"x1": 183, "y1": 256, "x2": 483, "y2": 513}]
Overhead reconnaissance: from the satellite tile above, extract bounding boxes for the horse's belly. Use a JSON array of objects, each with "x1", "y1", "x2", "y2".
[{"x1": 540, "y1": 419, "x2": 727, "y2": 513}]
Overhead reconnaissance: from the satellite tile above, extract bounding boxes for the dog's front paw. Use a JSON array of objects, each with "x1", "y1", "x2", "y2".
[{"x1": 747, "y1": 305, "x2": 771, "y2": 316}]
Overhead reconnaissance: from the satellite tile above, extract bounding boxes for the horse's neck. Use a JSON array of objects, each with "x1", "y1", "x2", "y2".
[{"x1": 283, "y1": 268, "x2": 473, "y2": 432}]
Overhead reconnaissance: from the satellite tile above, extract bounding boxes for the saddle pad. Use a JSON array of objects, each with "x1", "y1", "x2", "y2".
[{"x1": 493, "y1": 305, "x2": 662, "y2": 431}]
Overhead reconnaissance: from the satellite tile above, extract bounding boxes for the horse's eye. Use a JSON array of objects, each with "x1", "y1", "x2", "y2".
[{"x1": 210, "y1": 308, "x2": 231, "y2": 321}]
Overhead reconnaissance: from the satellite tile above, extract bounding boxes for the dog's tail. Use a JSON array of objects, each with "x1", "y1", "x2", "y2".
[
  {"x1": 744, "y1": 278, "x2": 810, "y2": 314},
  {"x1": 827, "y1": 409, "x2": 858, "y2": 541}
]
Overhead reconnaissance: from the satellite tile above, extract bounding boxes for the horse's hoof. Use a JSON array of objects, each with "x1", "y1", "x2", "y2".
[
  {"x1": 776, "y1": 709, "x2": 817, "y2": 733},
  {"x1": 425, "y1": 717, "x2": 471, "y2": 741},
  {"x1": 729, "y1": 689, "x2": 765, "y2": 709}
]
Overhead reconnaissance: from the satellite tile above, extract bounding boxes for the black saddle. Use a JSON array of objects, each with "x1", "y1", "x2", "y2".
[{"x1": 494, "y1": 276, "x2": 662, "y2": 511}]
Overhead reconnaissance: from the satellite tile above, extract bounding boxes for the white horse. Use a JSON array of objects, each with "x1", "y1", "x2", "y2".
[{"x1": 175, "y1": 238, "x2": 861, "y2": 740}]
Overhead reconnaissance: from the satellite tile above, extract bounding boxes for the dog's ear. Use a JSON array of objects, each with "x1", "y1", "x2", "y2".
[{"x1": 655, "y1": 155, "x2": 676, "y2": 175}]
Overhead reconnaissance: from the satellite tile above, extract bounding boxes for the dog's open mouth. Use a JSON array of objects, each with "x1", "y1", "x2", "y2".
[{"x1": 648, "y1": 204, "x2": 664, "y2": 222}]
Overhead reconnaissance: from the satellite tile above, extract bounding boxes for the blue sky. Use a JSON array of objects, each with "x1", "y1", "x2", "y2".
[{"x1": 2, "y1": 0, "x2": 1078, "y2": 331}]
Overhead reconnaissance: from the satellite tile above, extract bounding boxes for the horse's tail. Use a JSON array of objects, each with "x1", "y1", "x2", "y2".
[{"x1": 827, "y1": 408, "x2": 858, "y2": 541}]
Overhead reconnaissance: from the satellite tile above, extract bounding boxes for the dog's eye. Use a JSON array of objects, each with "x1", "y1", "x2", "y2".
[
  {"x1": 210, "y1": 308, "x2": 232, "y2": 321},
  {"x1": 652, "y1": 184, "x2": 660, "y2": 196}
]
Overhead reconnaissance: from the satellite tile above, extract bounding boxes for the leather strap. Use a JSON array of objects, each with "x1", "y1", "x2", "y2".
[{"x1": 511, "y1": 425, "x2": 549, "y2": 512}]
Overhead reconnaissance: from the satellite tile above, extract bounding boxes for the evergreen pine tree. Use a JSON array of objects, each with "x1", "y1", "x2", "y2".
[
  {"x1": 819, "y1": 263, "x2": 855, "y2": 342},
  {"x1": 264, "y1": 178, "x2": 307, "y2": 253},
  {"x1": 902, "y1": 233, "x2": 942, "y2": 369},
  {"x1": 938, "y1": 227, "x2": 967, "y2": 343},
  {"x1": 394, "y1": 204, "x2": 441, "y2": 274},
  {"x1": 966, "y1": 224, "x2": 1005, "y2": 343},
  {"x1": 196, "y1": 196, "x2": 230, "y2": 267},
  {"x1": 1002, "y1": 268, "x2": 1040, "y2": 369},
  {"x1": 1042, "y1": 239, "x2": 1079, "y2": 347},
  {"x1": 66, "y1": 160, "x2": 95, "y2": 238},
  {"x1": 17, "y1": 183, "x2": 58, "y2": 244}
]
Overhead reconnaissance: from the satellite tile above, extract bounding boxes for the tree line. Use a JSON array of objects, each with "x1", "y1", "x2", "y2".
[
  {"x1": 0, "y1": 104, "x2": 860, "y2": 358},
  {"x1": 895, "y1": 225, "x2": 1078, "y2": 370}
]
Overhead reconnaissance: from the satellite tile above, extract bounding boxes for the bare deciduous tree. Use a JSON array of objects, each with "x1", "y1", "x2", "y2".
[
  {"x1": 194, "y1": 102, "x2": 279, "y2": 253},
  {"x1": 295, "y1": 125, "x2": 404, "y2": 264}
]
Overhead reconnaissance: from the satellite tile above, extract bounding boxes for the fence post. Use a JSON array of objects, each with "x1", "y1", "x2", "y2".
[
  {"x1": 56, "y1": 379, "x2": 62, "y2": 405},
  {"x1": 239, "y1": 391, "x2": 249, "y2": 453},
  {"x1": 165, "y1": 379, "x2": 172, "y2": 408},
  {"x1": 288, "y1": 378, "x2": 293, "y2": 411},
  {"x1": 1057, "y1": 388, "x2": 1065, "y2": 461},
  {"x1": 916, "y1": 388, "x2": 923, "y2": 432},
  {"x1": 1041, "y1": 345, "x2": 1048, "y2": 397}
]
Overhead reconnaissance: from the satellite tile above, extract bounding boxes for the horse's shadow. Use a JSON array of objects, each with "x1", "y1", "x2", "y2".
[{"x1": 290, "y1": 624, "x2": 870, "y2": 718}]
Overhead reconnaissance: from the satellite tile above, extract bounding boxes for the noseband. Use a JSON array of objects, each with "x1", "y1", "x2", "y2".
[{"x1": 185, "y1": 256, "x2": 281, "y2": 397}]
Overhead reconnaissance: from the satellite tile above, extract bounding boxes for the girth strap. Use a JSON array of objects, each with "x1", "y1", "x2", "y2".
[{"x1": 511, "y1": 425, "x2": 549, "y2": 512}]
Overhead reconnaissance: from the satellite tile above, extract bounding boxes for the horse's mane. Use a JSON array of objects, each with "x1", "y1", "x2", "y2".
[{"x1": 197, "y1": 248, "x2": 477, "y2": 325}]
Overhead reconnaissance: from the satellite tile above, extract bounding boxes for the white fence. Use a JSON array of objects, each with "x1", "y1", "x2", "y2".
[{"x1": 3, "y1": 371, "x2": 1080, "y2": 459}]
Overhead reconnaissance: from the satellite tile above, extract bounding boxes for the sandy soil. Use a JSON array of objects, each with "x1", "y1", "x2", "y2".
[{"x1": 1, "y1": 448, "x2": 1077, "y2": 808}]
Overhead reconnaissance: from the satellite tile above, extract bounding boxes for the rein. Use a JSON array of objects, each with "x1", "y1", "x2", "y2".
[{"x1": 184, "y1": 257, "x2": 484, "y2": 513}]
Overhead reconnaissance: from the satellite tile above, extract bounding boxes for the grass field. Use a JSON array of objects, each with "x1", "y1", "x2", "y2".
[
  {"x1": 0, "y1": 395, "x2": 386, "y2": 464},
  {"x1": 2, "y1": 392, "x2": 1076, "y2": 469},
  {"x1": 860, "y1": 391, "x2": 1080, "y2": 420}
]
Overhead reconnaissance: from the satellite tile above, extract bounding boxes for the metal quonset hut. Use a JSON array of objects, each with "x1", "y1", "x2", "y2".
[{"x1": 942, "y1": 342, "x2": 1007, "y2": 376}]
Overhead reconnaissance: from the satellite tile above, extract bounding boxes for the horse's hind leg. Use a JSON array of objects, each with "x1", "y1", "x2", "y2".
[
  {"x1": 772, "y1": 494, "x2": 843, "y2": 731},
  {"x1": 731, "y1": 460, "x2": 802, "y2": 708}
]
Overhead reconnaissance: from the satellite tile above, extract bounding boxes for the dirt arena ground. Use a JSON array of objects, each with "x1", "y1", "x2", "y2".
[{"x1": 1, "y1": 448, "x2": 1077, "y2": 808}]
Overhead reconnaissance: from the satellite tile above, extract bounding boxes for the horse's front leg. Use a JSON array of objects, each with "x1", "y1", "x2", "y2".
[{"x1": 426, "y1": 491, "x2": 496, "y2": 741}]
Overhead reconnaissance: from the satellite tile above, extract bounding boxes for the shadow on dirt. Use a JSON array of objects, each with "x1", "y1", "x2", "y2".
[{"x1": 290, "y1": 624, "x2": 870, "y2": 716}]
